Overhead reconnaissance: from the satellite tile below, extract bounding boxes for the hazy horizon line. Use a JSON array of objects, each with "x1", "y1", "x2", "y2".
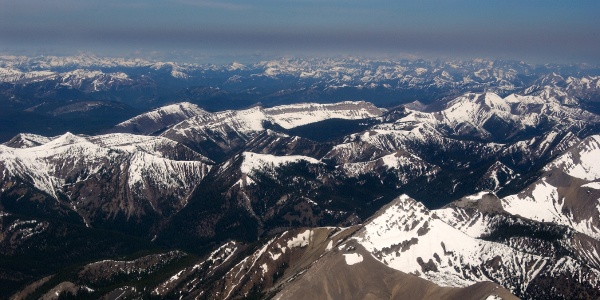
[{"x1": 1, "y1": 48, "x2": 599, "y2": 67}]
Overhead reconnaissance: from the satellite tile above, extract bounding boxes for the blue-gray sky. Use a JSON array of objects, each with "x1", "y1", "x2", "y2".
[{"x1": 1, "y1": 0, "x2": 599, "y2": 63}]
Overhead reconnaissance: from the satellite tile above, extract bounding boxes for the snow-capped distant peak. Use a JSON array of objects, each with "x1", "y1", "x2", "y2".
[{"x1": 228, "y1": 62, "x2": 247, "y2": 71}]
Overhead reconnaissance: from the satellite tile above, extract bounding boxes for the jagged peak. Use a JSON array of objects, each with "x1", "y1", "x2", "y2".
[
  {"x1": 363, "y1": 194, "x2": 431, "y2": 225},
  {"x1": 479, "y1": 92, "x2": 511, "y2": 111}
]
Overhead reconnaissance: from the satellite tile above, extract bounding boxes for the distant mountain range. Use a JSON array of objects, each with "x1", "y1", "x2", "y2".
[
  {"x1": 1, "y1": 55, "x2": 600, "y2": 299},
  {"x1": 1, "y1": 54, "x2": 599, "y2": 142}
]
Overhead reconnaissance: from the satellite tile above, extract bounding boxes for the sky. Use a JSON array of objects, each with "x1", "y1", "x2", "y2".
[{"x1": 1, "y1": 0, "x2": 599, "y2": 64}]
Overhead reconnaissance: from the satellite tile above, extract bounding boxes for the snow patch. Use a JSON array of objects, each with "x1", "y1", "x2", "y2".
[
  {"x1": 464, "y1": 191, "x2": 492, "y2": 201},
  {"x1": 325, "y1": 240, "x2": 334, "y2": 251},
  {"x1": 343, "y1": 253, "x2": 363, "y2": 265},
  {"x1": 582, "y1": 182, "x2": 600, "y2": 190},
  {"x1": 260, "y1": 263, "x2": 269, "y2": 274},
  {"x1": 287, "y1": 230, "x2": 312, "y2": 248}
]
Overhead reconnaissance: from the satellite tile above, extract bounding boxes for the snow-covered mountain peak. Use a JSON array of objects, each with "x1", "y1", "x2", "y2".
[
  {"x1": 50, "y1": 131, "x2": 82, "y2": 143},
  {"x1": 385, "y1": 92, "x2": 515, "y2": 140},
  {"x1": 0, "y1": 131, "x2": 212, "y2": 229},
  {"x1": 3, "y1": 133, "x2": 52, "y2": 148},
  {"x1": 228, "y1": 62, "x2": 248, "y2": 71},
  {"x1": 36, "y1": 132, "x2": 103, "y2": 155},
  {"x1": 56, "y1": 69, "x2": 133, "y2": 91},
  {"x1": 499, "y1": 134, "x2": 600, "y2": 240},
  {"x1": 503, "y1": 93, "x2": 548, "y2": 105},
  {"x1": 443, "y1": 92, "x2": 510, "y2": 120},
  {"x1": 521, "y1": 85, "x2": 578, "y2": 105},
  {"x1": 0, "y1": 67, "x2": 58, "y2": 83},
  {"x1": 89, "y1": 133, "x2": 212, "y2": 162},
  {"x1": 481, "y1": 92, "x2": 511, "y2": 110},
  {"x1": 150, "y1": 62, "x2": 189, "y2": 78},
  {"x1": 391, "y1": 90, "x2": 600, "y2": 142},
  {"x1": 350, "y1": 194, "x2": 600, "y2": 296},
  {"x1": 544, "y1": 134, "x2": 600, "y2": 181},
  {"x1": 355, "y1": 195, "x2": 548, "y2": 290},
  {"x1": 567, "y1": 75, "x2": 600, "y2": 89},
  {"x1": 339, "y1": 150, "x2": 440, "y2": 184},
  {"x1": 111, "y1": 102, "x2": 208, "y2": 135},
  {"x1": 117, "y1": 102, "x2": 207, "y2": 127},
  {"x1": 537, "y1": 72, "x2": 566, "y2": 86}
]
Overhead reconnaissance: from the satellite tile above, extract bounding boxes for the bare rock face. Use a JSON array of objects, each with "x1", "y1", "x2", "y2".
[{"x1": 274, "y1": 241, "x2": 517, "y2": 300}]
